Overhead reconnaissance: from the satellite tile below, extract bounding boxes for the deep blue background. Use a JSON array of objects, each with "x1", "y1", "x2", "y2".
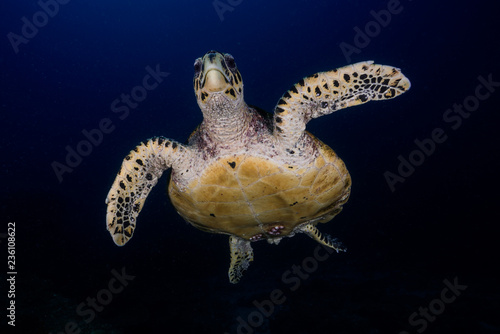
[{"x1": 1, "y1": 0, "x2": 499, "y2": 333}]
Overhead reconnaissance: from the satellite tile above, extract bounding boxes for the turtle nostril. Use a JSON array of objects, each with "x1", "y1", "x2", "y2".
[{"x1": 208, "y1": 52, "x2": 217, "y2": 63}]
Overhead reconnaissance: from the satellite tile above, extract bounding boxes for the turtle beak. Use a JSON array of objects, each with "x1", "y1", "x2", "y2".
[
  {"x1": 204, "y1": 69, "x2": 227, "y2": 92},
  {"x1": 201, "y1": 51, "x2": 230, "y2": 93}
]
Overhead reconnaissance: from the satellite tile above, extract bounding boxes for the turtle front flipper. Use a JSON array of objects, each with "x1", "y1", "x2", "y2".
[
  {"x1": 228, "y1": 236, "x2": 254, "y2": 284},
  {"x1": 106, "y1": 137, "x2": 191, "y2": 246},
  {"x1": 273, "y1": 61, "x2": 411, "y2": 148}
]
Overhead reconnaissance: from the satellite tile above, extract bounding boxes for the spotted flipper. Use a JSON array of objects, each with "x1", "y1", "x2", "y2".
[
  {"x1": 299, "y1": 224, "x2": 347, "y2": 253},
  {"x1": 106, "y1": 137, "x2": 191, "y2": 246},
  {"x1": 228, "y1": 236, "x2": 254, "y2": 284},
  {"x1": 273, "y1": 61, "x2": 411, "y2": 148}
]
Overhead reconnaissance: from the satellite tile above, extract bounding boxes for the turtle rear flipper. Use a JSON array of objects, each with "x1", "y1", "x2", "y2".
[
  {"x1": 299, "y1": 224, "x2": 347, "y2": 253},
  {"x1": 105, "y1": 137, "x2": 191, "y2": 246},
  {"x1": 273, "y1": 61, "x2": 411, "y2": 148},
  {"x1": 228, "y1": 236, "x2": 254, "y2": 284}
]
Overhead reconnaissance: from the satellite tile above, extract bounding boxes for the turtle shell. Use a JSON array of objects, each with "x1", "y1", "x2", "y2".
[{"x1": 168, "y1": 139, "x2": 351, "y2": 241}]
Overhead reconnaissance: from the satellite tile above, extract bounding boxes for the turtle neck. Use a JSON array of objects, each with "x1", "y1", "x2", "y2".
[{"x1": 200, "y1": 94, "x2": 252, "y2": 145}]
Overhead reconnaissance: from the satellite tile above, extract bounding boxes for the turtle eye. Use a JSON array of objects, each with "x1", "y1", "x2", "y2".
[
  {"x1": 194, "y1": 58, "x2": 202, "y2": 77},
  {"x1": 224, "y1": 54, "x2": 236, "y2": 71}
]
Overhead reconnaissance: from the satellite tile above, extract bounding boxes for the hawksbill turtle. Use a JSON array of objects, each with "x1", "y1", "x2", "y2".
[{"x1": 106, "y1": 50, "x2": 410, "y2": 283}]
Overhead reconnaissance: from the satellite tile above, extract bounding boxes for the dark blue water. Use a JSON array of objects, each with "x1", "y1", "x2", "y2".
[{"x1": 1, "y1": 1, "x2": 499, "y2": 333}]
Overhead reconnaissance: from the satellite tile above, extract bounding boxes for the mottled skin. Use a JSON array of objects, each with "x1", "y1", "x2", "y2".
[{"x1": 106, "y1": 51, "x2": 410, "y2": 283}]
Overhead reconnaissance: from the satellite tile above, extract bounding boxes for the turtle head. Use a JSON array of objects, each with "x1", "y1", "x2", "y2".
[{"x1": 193, "y1": 51, "x2": 244, "y2": 112}]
